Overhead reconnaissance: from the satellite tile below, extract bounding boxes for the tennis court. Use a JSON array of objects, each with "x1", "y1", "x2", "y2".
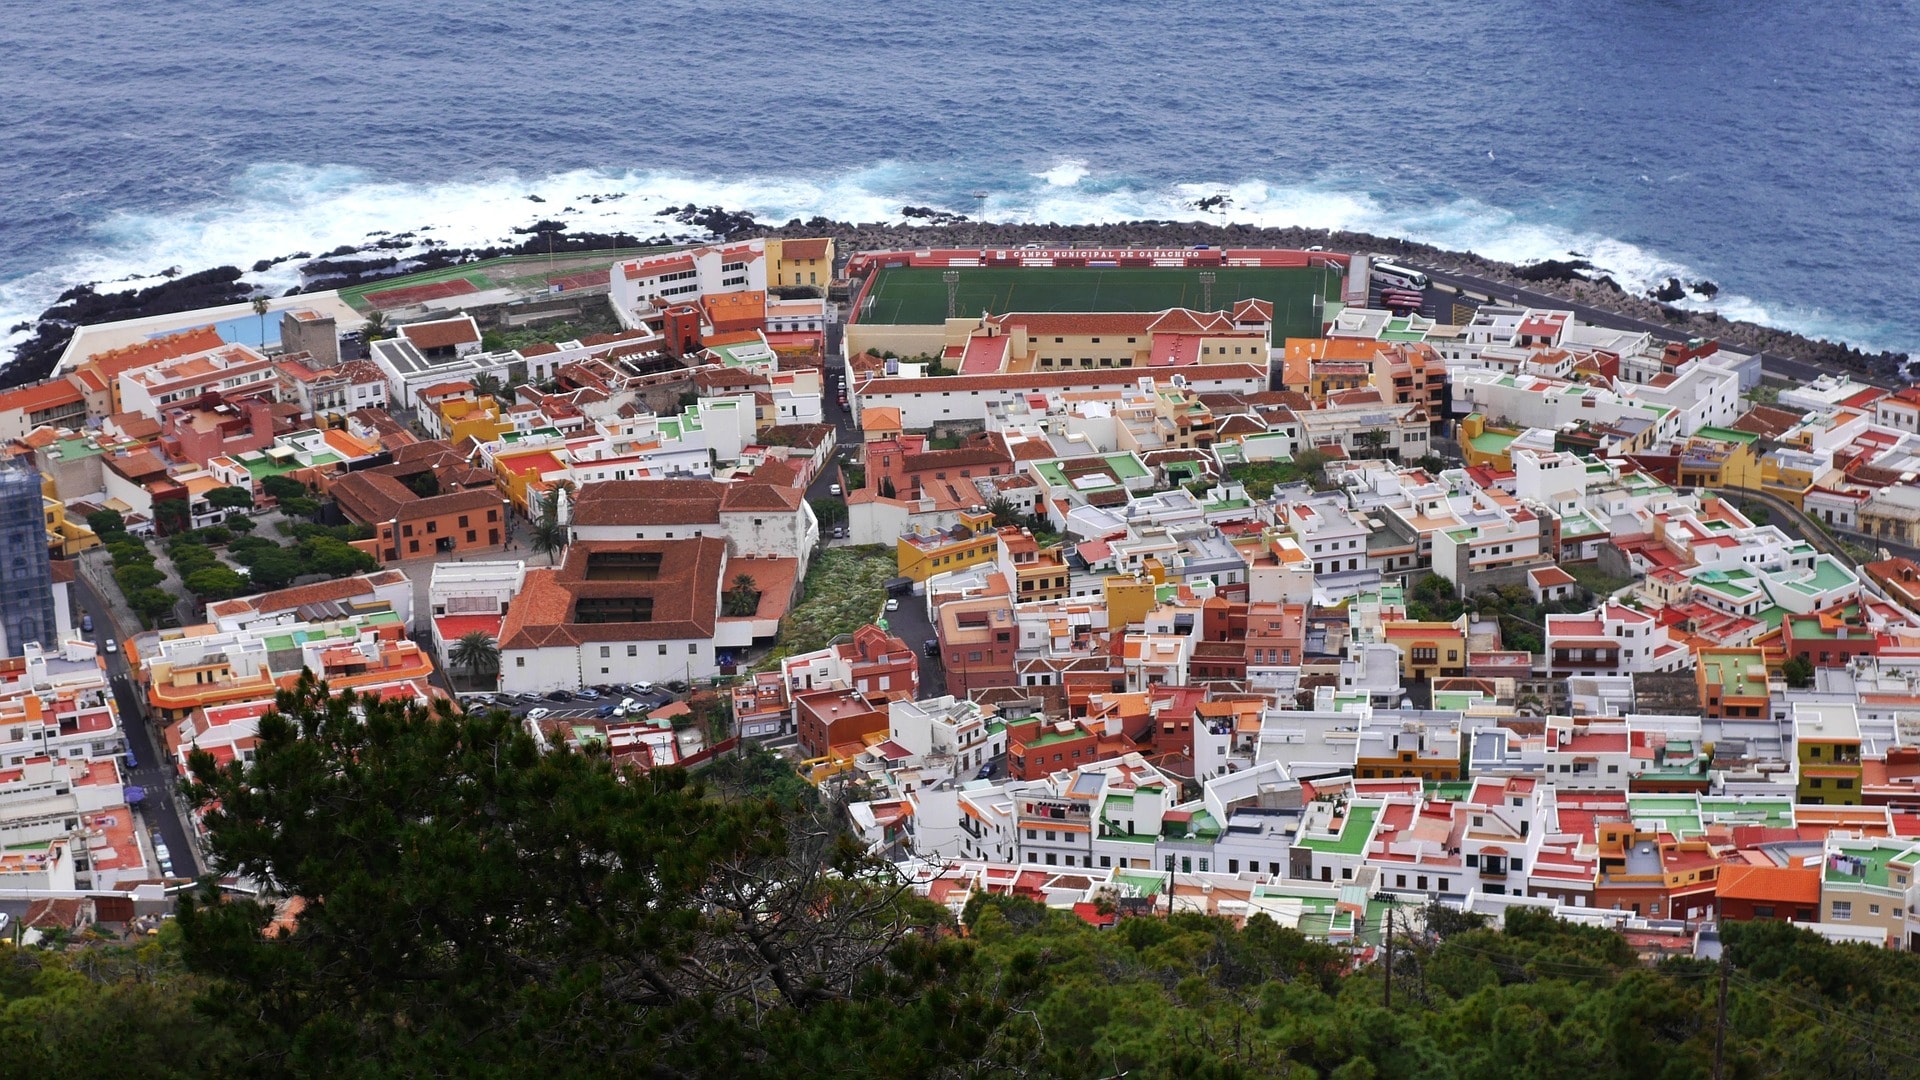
[{"x1": 858, "y1": 265, "x2": 1338, "y2": 340}]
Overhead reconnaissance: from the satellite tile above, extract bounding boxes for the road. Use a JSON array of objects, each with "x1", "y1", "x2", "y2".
[
  {"x1": 72, "y1": 575, "x2": 201, "y2": 879},
  {"x1": 809, "y1": 306, "x2": 861, "y2": 524},
  {"x1": 1395, "y1": 265, "x2": 1896, "y2": 389}
]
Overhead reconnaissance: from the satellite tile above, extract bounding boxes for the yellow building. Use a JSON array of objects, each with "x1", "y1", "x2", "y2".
[
  {"x1": 1382, "y1": 616, "x2": 1469, "y2": 681},
  {"x1": 1103, "y1": 575, "x2": 1159, "y2": 630},
  {"x1": 44, "y1": 488, "x2": 100, "y2": 558},
  {"x1": 492, "y1": 446, "x2": 565, "y2": 516},
  {"x1": 1458, "y1": 413, "x2": 1526, "y2": 471},
  {"x1": 768, "y1": 238, "x2": 836, "y2": 289},
  {"x1": 1794, "y1": 704, "x2": 1862, "y2": 806},
  {"x1": 896, "y1": 509, "x2": 998, "y2": 583},
  {"x1": 1674, "y1": 429, "x2": 1762, "y2": 490},
  {"x1": 439, "y1": 397, "x2": 510, "y2": 448}
]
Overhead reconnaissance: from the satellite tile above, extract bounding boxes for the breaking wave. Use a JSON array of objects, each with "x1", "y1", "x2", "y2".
[{"x1": 2, "y1": 160, "x2": 1907, "y2": 357}]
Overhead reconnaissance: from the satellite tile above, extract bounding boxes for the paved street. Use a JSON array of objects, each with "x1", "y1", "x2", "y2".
[
  {"x1": 73, "y1": 575, "x2": 201, "y2": 879},
  {"x1": 810, "y1": 306, "x2": 860, "y2": 535}
]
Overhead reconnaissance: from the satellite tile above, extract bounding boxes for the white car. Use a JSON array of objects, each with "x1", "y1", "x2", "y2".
[
  {"x1": 885, "y1": 598, "x2": 900, "y2": 611},
  {"x1": 527, "y1": 707, "x2": 551, "y2": 721},
  {"x1": 828, "y1": 484, "x2": 842, "y2": 496},
  {"x1": 104, "y1": 639, "x2": 118, "y2": 655}
]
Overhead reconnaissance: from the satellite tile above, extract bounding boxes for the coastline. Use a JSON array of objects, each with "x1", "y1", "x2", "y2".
[{"x1": 5, "y1": 215, "x2": 1907, "y2": 391}]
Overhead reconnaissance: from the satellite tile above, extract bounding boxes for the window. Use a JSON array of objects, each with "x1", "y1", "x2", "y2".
[
  {"x1": 1832, "y1": 901, "x2": 1852, "y2": 921},
  {"x1": 600, "y1": 646, "x2": 611, "y2": 658},
  {"x1": 659, "y1": 645, "x2": 668, "y2": 655},
  {"x1": 515, "y1": 657, "x2": 525, "y2": 667},
  {"x1": 627, "y1": 645, "x2": 637, "y2": 657},
  {"x1": 689, "y1": 643, "x2": 698, "y2": 654},
  {"x1": 1025, "y1": 829, "x2": 1035, "y2": 840}
]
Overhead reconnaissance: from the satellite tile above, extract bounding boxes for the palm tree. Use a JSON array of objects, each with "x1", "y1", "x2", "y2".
[
  {"x1": 472, "y1": 372, "x2": 504, "y2": 406},
  {"x1": 251, "y1": 296, "x2": 271, "y2": 349},
  {"x1": 448, "y1": 631, "x2": 500, "y2": 687},
  {"x1": 723, "y1": 574, "x2": 760, "y2": 617},
  {"x1": 529, "y1": 487, "x2": 568, "y2": 562},
  {"x1": 362, "y1": 310, "x2": 390, "y2": 341}
]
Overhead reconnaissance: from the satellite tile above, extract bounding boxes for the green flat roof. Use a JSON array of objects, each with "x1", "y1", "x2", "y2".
[
  {"x1": 1468, "y1": 430, "x2": 1519, "y2": 454},
  {"x1": 1296, "y1": 804, "x2": 1377, "y2": 855},
  {"x1": 1695, "y1": 426, "x2": 1760, "y2": 444}
]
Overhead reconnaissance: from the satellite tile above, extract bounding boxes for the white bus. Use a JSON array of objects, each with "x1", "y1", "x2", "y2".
[{"x1": 1371, "y1": 260, "x2": 1430, "y2": 291}]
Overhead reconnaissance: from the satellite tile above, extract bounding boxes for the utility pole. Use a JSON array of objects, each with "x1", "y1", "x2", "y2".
[
  {"x1": 1383, "y1": 904, "x2": 1393, "y2": 1009},
  {"x1": 1712, "y1": 951, "x2": 1730, "y2": 1080}
]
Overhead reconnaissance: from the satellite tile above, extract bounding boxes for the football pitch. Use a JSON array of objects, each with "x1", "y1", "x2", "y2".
[{"x1": 857, "y1": 265, "x2": 1338, "y2": 340}]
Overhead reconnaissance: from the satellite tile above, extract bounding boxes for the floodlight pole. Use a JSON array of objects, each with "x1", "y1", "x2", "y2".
[
  {"x1": 1198, "y1": 271, "x2": 1216, "y2": 313},
  {"x1": 944, "y1": 270, "x2": 961, "y2": 320}
]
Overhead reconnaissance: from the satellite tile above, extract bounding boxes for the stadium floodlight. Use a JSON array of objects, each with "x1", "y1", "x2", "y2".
[
  {"x1": 944, "y1": 270, "x2": 961, "y2": 320},
  {"x1": 1198, "y1": 270, "x2": 1216, "y2": 312}
]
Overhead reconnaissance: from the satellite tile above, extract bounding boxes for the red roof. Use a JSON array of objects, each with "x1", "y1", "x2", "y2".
[
  {"x1": 0, "y1": 377, "x2": 83, "y2": 415},
  {"x1": 400, "y1": 317, "x2": 481, "y2": 351}
]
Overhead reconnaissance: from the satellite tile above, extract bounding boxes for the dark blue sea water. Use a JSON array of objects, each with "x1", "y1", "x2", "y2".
[{"x1": 3, "y1": 0, "x2": 1918, "y2": 354}]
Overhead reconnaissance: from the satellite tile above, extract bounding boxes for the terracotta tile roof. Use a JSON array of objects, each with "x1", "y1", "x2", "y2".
[
  {"x1": 233, "y1": 575, "x2": 380, "y2": 614},
  {"x1": 498, "y1": 538, "x2": 726, "y2": 648},
  {"x1": 332, "y1": 470, "x2": 500, "y2": 525},
  {"x1": 780, "y1": 238, "x2": 831, "y2": 261},
  {"x1": 903, "y1": 445, "x2": 1012, "y2": 473},
  {"x1": 720, "y1": 482, "x2": 803, "y2": 512},
  {"x1": 399, "y1": 316, "x2": 481, "y2": 352},
  {"x1": 1715, "y1": 863, "x2": 1820, "y2": 905},
  {"x1": 0, "y1": 377, "x2": 84, "y2": 415},
  {"x1": 571, "y1": 479, "x2": 724, "y2": 527},
  {"x1": 84, "y1": 327, "x2": 226, "y2": 378}
]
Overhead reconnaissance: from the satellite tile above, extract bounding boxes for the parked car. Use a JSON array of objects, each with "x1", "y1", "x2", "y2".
[
  {"x1": 924, "y1": 638, "x2": 940, "y2": 658},
  {"x1": 634, "y1": 680, "x2": 654, "y2": 692},
  {"x1": 885, "y1": 598, "x2": 900, "y2": 611},
  {"x1": 545, "y1": 690, "x2": 574, "y2": 702},
  {"x1": 527, "y1": 707, "x2": 552, "y2": 721},
  {"x1": 81, "y1": 613, "x2": 93, "y2": 633},
  {"x1": 597, "y1": 704, "x2": 616, "y2": 718},
  {"x1": 829, "y1": 484, "x2": 842, "y2": 496},
  {"x1": 619, "y1": 697, "x2": 638, "y2": 711},
  {"x1": 834, "y1": 526, "x2": 848, "y2": 539},
  {"x1": 576, "y1": 688, "x2": 602, "y2": 700},
  {"x1": 104, "y1": 639, "x2": 117, "y2": 655}
]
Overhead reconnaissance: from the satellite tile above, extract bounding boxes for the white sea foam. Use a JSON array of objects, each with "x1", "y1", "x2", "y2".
[
  {"x1": 1033, "y1": 159, "x2": 1090, "y2": 188},
  {"x1": 2, "y1": 160, "x2": 1906, "y2": 360}
]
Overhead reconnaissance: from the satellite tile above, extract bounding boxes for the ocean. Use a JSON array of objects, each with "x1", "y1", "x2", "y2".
[{"x1": 3, "y1": 0, "x2": 1917, "y2": 356}]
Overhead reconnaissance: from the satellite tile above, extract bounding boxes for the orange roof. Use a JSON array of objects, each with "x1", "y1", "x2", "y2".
[
  {"x1": 781, "y1": 238, "x2": 831, "y2": 260},
  {"x1": 1715, "y1": 863, "x2": 1820, "y2": 905},
  {"x1": 0, "y1": 377, "x2": 84, "y2": 415},
  {"x1": 702, "y1": 291, "x2": 766, "y2": 319},
  {"x1": 85, "y1": 327, "x2": 226, "y2": 378}
]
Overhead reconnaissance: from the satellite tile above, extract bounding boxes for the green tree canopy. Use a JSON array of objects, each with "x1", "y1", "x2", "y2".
[
  {"x1": 260, "y1": 474, "x2": 308, "y2": 502},
  {"x1": 204, "y1": 485, "x2": 255, "y2": 511},
  {"x1": 177, "y1": 679, "x2": 953, "y2": 1076},
  {"x1": 112, "y1": 563, "x2": 165, "y2": 593},
  {"x1": 86, "y1": 508, "x2": 127, "y2": 537},
  {"x1": 184, "y1": 566, "x2": 250, "y2": 600}
]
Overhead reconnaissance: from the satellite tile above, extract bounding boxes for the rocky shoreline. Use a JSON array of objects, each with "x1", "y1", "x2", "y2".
[{"x1": 6, "y1": 211, "x2": 1906, "y2": 390}]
